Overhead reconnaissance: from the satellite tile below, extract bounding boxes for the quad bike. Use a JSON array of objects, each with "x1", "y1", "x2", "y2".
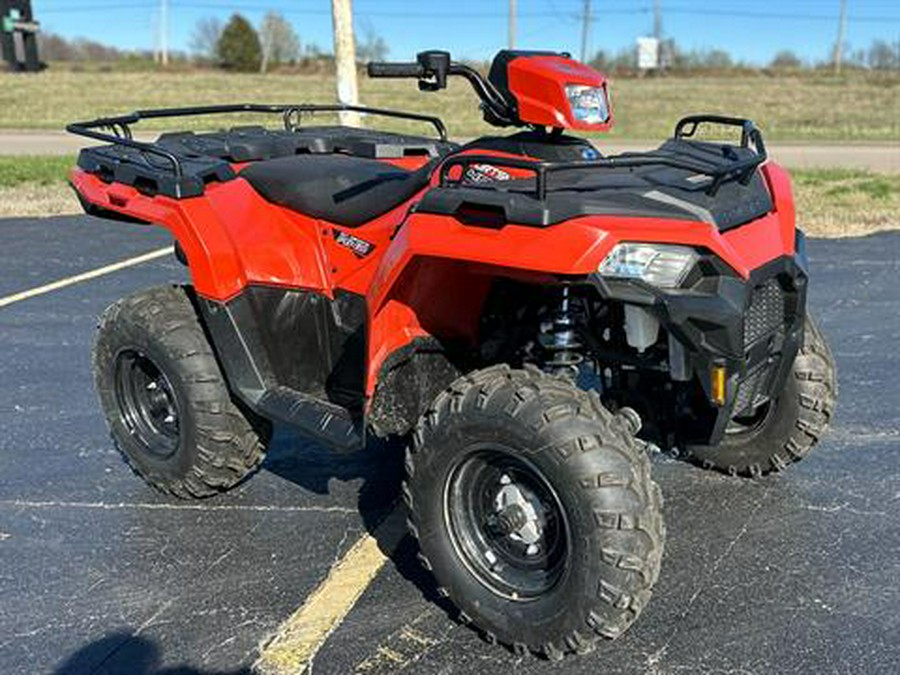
[{"x1": 69, "y1": 50, "x2": 837, "y2": 658}]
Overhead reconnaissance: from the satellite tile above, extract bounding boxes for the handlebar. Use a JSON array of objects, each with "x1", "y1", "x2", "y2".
[
  {"x1": 367, "y1": 50, "x2": 516, "y2": 127},
  {"x1": 367, "y1": 62, "x2": 425, "y2": 78}
]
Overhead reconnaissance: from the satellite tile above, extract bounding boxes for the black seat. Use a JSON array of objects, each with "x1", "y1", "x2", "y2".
[{"x1": 240, "y1": 154, "x2": 433, "y2": 227}]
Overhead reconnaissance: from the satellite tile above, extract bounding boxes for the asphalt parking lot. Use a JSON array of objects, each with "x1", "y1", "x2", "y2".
[{"x1": 1, "y1": 215, "x2": 898, "y2": 675}]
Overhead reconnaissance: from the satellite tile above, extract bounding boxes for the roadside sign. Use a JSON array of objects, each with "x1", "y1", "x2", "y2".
[{"x1": 637, "y1": 37, "x2": 660, "y2": 70}]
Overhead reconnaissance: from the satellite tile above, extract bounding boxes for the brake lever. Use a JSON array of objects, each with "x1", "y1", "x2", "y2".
[{"x1": 418, "y1": 80, "x2": 441, "y2": 92}]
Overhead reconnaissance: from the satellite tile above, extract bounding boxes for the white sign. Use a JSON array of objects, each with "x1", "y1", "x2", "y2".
[{"x1": 637, "y1": 37, "x2": 660, "y2": 70}]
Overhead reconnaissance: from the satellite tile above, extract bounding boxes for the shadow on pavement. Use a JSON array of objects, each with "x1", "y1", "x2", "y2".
[
  {"x1": 53, "y1": 632, "x2": 251, "y2": 675},
  {"x1": 263, "y1": 426, "x2": 459, "y2": 620}
]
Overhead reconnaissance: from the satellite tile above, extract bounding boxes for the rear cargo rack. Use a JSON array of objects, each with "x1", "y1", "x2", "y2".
[
  {"x1": 439, "y1": 115, "x2": 767, "y2": 199},
  {"x1": 67, "y1": 102, "x2": 448, "y2": 181}
]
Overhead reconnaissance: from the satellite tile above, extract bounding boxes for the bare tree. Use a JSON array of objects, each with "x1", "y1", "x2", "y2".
[
  {"x1": 868, "y1": 40, "x2": 899, "y2": 70},
  {"x1": 189, "y1": 17, "x2": 223, "y2": 60},
  {"x1": 259, "y1": 11, "x2": 301, "y2": 73},
  {"x1": 356, "y1": 19, "x2": 388, "y2": 63},
  {"x1": 770, "y1": 50, "x2": 802, "y2": 69}
]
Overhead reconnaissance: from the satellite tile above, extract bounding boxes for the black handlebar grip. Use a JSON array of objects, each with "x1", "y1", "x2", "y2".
[{"x1": 367, "y1": 62, "x2": 425, "y2": 78}]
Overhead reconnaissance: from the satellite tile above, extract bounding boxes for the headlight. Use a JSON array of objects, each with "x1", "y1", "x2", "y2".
[
  {"x1": 565, "y1": 84, "x2": 610, "y2": 124},
  {"x1": 598, "y1": 243, "x2": 698, "y2": 288}
]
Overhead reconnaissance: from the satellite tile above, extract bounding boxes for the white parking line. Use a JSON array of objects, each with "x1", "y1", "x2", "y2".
[
  {"x1": 0, "y1": 499, "x2": 357, "y2": 514},
  {"x1": 0, "y1": 246, "x2": 172, "y2": 309}
]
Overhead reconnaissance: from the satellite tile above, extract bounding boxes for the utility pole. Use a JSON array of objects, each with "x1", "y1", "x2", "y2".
[
  {"x1": 654, "y1": 0, "x2": 661, "y2": 42},
  {"x1": 160, "y1": 0, "x2": 169, "y2": 67},
  {"x1": 833, "y1": 0, "x2": 846, "y2": 75},
  {"x1": 509, "y1": 0, "x2": 516, "y2": 50},
  {"x1": 152, "y1": 8, "x2": 159, "y2": 64},
  {"x1": 653, "y1": 0, "x2": 663, "y2": 69},
  {"x1": 332, "y1": 0, "x2": 361, "y2": 127},
  {"x1": 580, "y1": 0, "x2": 591, "y2": 63}
]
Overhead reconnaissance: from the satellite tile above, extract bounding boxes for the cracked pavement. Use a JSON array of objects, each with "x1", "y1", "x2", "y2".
[{"x1": 1, "y1": 216, "x2": 898, "y2": 674}]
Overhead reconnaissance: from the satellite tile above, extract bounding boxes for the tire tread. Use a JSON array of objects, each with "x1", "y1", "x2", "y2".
[{"x1": 404, "y1": 365, "x2": 665, "y2": 659}]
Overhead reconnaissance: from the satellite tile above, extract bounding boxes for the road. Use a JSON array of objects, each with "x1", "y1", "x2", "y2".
[
  {"x1": 1, "y1": 130, "x2": 898, "y2": 172},
  {"x1": 0, "y1": 215, "x2": 898, "y2": 674}
]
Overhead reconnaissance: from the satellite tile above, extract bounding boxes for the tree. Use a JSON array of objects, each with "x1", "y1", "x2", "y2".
[
  {"x1": 259, "y1": 11, "x2": 301, "y2": 73},
  {"x1": 589, "y1": 50, "x2": 610, "y2": 71},
  {"x1": 190, "y1": 17, "x2": 223, "y2": 60},
  {"x1": 37, "y1": 32, "x2": 75, "y2": 61},
  {"x1": 216, "y1": 14, "x2": 262, "y2": 72},
  {"x1": 868, "y1": 40, "x2": 899, "y2": 70},
  {"x1": 356, "y1": 20, "x2": 388, "y2": 63},
  {"x1": 702, "y1": 49, "x2": 733, "y2": 69},
  {"x1": 770, "y1": 50, "x2": 802, "y2": 69}
]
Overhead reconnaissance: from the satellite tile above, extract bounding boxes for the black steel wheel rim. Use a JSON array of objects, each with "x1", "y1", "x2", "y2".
[
  {"x1": 114, "y1": 349, "x2": 181, "y2": 459},
  {"x1": 443, "y1": 446, "x2": 569, "y2": 601}
]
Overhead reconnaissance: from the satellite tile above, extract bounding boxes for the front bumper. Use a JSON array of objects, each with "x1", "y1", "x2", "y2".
[{"x1": 592, "y1": 233, "x2": 809, "y2": 445}]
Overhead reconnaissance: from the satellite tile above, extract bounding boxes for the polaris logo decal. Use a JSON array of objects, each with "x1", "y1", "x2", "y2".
[
  {"x1": 333, "y1": 230, "x2": 376, "y2": 258},
  {"x1": 465, "y1": 163, "x2": 511, "y2": 184}
]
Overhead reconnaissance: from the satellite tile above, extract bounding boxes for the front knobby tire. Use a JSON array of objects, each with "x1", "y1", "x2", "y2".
[
  {"x1": 93, "y1": 285, "x2": 271, "y2": 498},
  {"x1": 687, "y1": 314, "x2": 837, "y2": 478},
  {"x1": 404, "y1": 365, "x2": 665, "y2": 659}
]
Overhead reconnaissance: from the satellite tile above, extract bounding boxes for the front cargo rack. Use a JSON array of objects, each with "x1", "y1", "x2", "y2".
[
  {"x1": 67, "y1": 103, "x2": 450, "y2": 198},
  {"x1": 439, "y1": 116, "x2": 768, "y2": 200},
  {"x1": 418, "y1": 116, "x2": 773, "y2": 231}
]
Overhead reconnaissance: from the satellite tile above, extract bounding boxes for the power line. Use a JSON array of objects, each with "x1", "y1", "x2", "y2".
[
  {"x1": 36, "y1": 2, "x2": 900, "y2": 23},
  {"x1": 39, "y1": 3, "x2": 157, "y2": 12},
  {"x1": 661, "y1": 5, "x2": 900, "y2": 23}
]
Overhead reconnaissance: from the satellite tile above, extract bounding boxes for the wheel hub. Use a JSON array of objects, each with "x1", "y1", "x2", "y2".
[
  {"x1": 114, "y1": 350, "x2": 181, "y2": 459},
  {"x1": 444, "y1": 447, "x2": 569, "y2": 600},
  {"x1": 491, "y1": 475, "x2": 545, "y2": 550}
]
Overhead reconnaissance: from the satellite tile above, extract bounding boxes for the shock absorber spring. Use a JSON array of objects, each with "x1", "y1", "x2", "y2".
[{"x1": 538, "y1": 286, "x2": 584, "y2": 377}]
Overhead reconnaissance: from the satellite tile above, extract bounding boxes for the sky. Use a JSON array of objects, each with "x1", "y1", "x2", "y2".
[{"x1": 30, "y1": 0, "x2": 900, "y2": 66}]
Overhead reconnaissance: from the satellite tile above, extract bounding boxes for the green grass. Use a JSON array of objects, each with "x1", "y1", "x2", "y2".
[
  {"x1": 0, "y1": 69, "x2": 898, "y2": 141},
  {"x1": 793, "y1": 168, "x2": 896, "y2": 200},
  {"x1": 0, "y1": 155, "x2": 74, "y2": 186},
  {"x1": 791, "y1": 168, "x2": 900, "y2": 235}
]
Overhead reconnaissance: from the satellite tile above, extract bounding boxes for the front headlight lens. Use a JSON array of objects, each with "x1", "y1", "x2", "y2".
[
  {"x1": 565, "y1": 84, "x2": 610, "y2": 124},
  {"x1": 598, "y1": 243, "x2": 698, "y2": 288}
]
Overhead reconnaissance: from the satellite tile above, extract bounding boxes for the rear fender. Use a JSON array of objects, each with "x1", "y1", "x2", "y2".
[{"x1": 70, "y1": 170, "x2": 332, "y2": 300}]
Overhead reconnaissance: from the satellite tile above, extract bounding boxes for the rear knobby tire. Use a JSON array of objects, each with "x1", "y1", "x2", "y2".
[
  {"x1": 404, "y1": 365, "x2": 665, "y2": 659},
  {"x1": 93, "y1": 285, "x2": 270, "y2": 498},
  {"x1": 687, "y1": 314, "x2": 837, "y2": 477}
]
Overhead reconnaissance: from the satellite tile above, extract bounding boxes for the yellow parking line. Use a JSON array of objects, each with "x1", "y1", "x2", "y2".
[
  {"x1": 0, "y1": 246, "x2": 172, "y2": 309},
  {"x1": 256, "y1": 507, "x2": 408, "y2": 675},
  {"x1": 354, "y1": 610, "x2": 444, "y2": 673}
]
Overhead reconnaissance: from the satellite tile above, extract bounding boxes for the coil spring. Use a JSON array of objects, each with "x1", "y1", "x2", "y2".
[{"x1": 537, "y1": 287, "x2": 584, "y2": 377}]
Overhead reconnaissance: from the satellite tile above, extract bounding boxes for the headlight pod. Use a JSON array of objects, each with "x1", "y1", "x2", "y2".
[
  {"x1": 565, "y1": 84, "x2": 610, "y2": 125},
  {"x1": 598, "y1": 243, "x2": 699, "y2": 288}
]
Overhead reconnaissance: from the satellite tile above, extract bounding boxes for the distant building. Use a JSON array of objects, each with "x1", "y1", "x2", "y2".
[{"x1": 1, "y1": 0, "x2": 41, "y2": 72}]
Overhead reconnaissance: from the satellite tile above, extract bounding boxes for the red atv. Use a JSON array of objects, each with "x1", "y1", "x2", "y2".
[{"x1": 69, "y1": 50, "x2": 836, "y2": 658}]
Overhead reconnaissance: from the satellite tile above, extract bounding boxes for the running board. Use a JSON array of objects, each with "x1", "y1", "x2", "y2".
[{"x1": 257, "y1": 386, "x2": 365, "y2": 453}]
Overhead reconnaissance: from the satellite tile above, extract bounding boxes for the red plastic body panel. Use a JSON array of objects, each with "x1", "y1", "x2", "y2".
[
  {"x1": 70, "y1": 154, "x2": 795, "y2": 401},
  {"x1": 506, "y1": 55, "x2": 613, "y2": 132},
  {"x1": 364, "y1": 161, "x2": 794, "y2": 393}
]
